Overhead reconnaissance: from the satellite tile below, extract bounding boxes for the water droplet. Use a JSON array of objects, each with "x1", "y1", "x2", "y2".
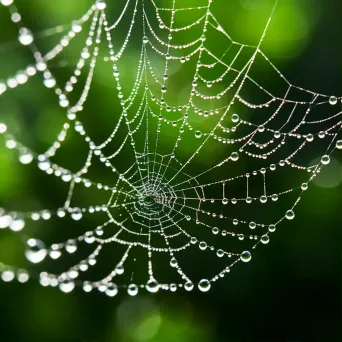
[
  {"x1": 329, "y1": 96, "x2": 337, "y2": 105},
  {"x1": 199, "y1": 241, "x2": 207, "y2": 250},
  {"x1": 49, "y1": 248, "x2": 61, "y2": 259},
  {"x1": 59, "y1": 279, "x2": 75, "y2": 293},
  {"x1": 17, "y1": 269, "x2": 29, "y2": 283},
  {"x1": 1, "y1": 0, "x2": 14, "y2": 6},
  {"x1": 260, "y1": 195, "x2": 267, "y2": 203},
  {"x1": 268, "y1": 224, "x2": 276, "y2": 232},
  {"x1": 1, "y1": 269, "x2": 15, "y2": 282},
  {"x1": 230, "y1": 152, "x2": 239, "y2": 161},
  {"x1": 43, "y1": 77, "x2": 56, "y2": 88},
  {"x1": 321, "y1": 155, "x2": 330, "y2": 165},
  {"x1": 38, "y1": 158, "x2": 50, "y2": 171},
  {"x1": 222, "y1": 198, "x2": 228, "y2": 205},
  {"x1": 115, "y1": 264, "x2": 124, "y2": 274},
  {"x1": 106, "y1": 283, "x2": 118, "y2": 297},
  {"x1": 195, "y1": 130, "x2": 202, "y2": 138},
  {"x1": 274, "y1": 131, "x2": 281, "y2": 139},
  {"x1": 231, "y1": 113, "x2": 239, "y2": 123},
  {"x1": 198, "y1": 279, "x2": 211, "y2": 292},
  {"x1": 25, "y1": 239, "x2": 47, "y2": 264},
  {"x1": 336, "y1": 140, "x2": 342, "y2": 150},
  {"x1": 301, "y1": 183, "x2": 308, "y2": 191},
  {"x1": 18, "y1": 28, "x2": 33, "y2": 45},
  {"x1": 83, "y1": 282, "x2": 93, "y2": 292},
  {"x1": 0, "y1": 214, "x2": 13, "y2": 228},
  {"x1": 261, "y1": 234, "x2": 269, "y2": 244},
  {"x1": 212, "y1": 227, "x2": 219, "y2": 234},
  {"x1": 184, "y1": 281, "x2": 194, "y2": 291},
  {"x1": 249, "y1": 221, "x2": 256, "y2": 229},
  {"x1": 216, "y1": 249, "x2": 224, "y2": 257},
  {"x1": 96, "y1": 0, "x2": 106, "y2": 10},
  {"x1": 143, "y1": 36, "x2": 148, "y2": 44},
  {"x1": 71, "y1": 207, "x2": 82, "y2": 220},
  {"x1": 65, "y1": 239, "x2": 77, "y2": 253},
  {"x1": 170, "y1": 257, "x2": 177, "y2": 267},
  {"x1": 9, "y1": 215, "x2": 25, "y2": 231},
  {"x1": 161, "y1": 86, "x2": 167, "y2": 93},
  {"x1": 240, "y1": 251, "x2": 251, "y2": 262},
  {"x1": 127, "y1": 284, "x2": 138, "y2": 296},
  {"x1": 285, "y1": 210, "x2": 295, "y2": 220},
  {"x1": 146, "y1": 279, "x2": 159, "y2": 293},
  {"x1": 72, "y1": 20, "x2": 82, "y2": 33},
  {"x1": 19, "y1": 150, "x2": 33, "y2": 164}
]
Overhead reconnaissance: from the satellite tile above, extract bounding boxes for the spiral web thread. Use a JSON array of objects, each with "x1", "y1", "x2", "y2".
[{"x1": 0, "y1": 0, "x2": 341, "y2": 296}]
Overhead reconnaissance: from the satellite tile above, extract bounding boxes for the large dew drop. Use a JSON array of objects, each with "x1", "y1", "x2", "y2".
[
  {"x1": 127, "y1": 284, "x2": 138, "y2": 296},
  {"x1": 9, "y1": 215, "x2": 25, "y2": 231},
  {"x1": 198, "y1": 279, "x2": 211, "y2": 292},
  {"x1": 321, "y1": 155, "x2": 330, "y2": 165},
  {"x1": 59, "y1": 279, "x2": 75, "y2": 293},
  {"x1": 285, "y1": 209, "x2": 295, "y2": 220},
  {"x1": 71, "y1": 207, "x2": 83, "y2": 221},
  {"x1": 146, "y1": 279, "x2": 159, "y2": 293},
  {"x1": 240, "y1": 251, "x2": 251, "y2": 262},
  {"x1": 96, "y1": 0, "x2": 106, "y2": 10},
  {"x1": 65, "y1": 239, "x2": 77, "y2": 253},
  {"x1": 25, "y1": 239, "x2": 47, "y2": 264},
  {"x1": 106, "y1": 283, "x2": 118, "y2": 297},
  {"x1": 18, "y1": 28, "x2": 33, "y2": 45}
]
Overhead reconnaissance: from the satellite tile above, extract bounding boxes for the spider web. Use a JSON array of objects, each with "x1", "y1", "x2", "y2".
[{"x1": 0, "y1": 0, "x2": 341, "y2": 296}]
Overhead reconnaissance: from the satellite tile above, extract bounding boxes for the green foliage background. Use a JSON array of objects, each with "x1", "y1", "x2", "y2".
[{"x1": 0, "y1": 0, "x2": 341, "y2": 341}]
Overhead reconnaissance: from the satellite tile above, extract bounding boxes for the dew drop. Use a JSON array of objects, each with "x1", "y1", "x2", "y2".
[
  {"x1": 38, "y1": 158, "x2": 50, "y2": 171},
  {"x1": 96, "y1": 0, "x2": 106, "y2": 10},
  {"x1": 19, "y1": 150, "x2": 33, "y2": 164},
  {"x1": 195, "y1": 130, "x2": 202, "y2": 138},
  {"x1": 25, "y1": 239, "x2": 47, "y2": 264},
  {"x1": 1, "y1": 0, "x2": 14, "y2": 6},
  {"x1": 71, "y1": 207, "x2": 82, "y2": 221},
  {"x1": 59, "y1": 279, "x2": 75, "y2": 293},
  {"x1": 65, "y1": 239, "x2": 77, "y2": 253},
  {"x1": 329, "y1": 96, "x2": 337, "y2": 105},
  {"x1": 268, "y1": 224, "x2": 276, "y2": 232},
  {"x1": 43, "y1": 77, "x2": 56, "y2": 88},
  {"x1": 115, "y1": 264, "x2": 124, "y2": 274},
  {"x1": 18, "y1": 28, "x2": 33, "y2": 45},
  {"x1": 230, "y1": 152, "x2": 239, "y2": 161},
  {"x1": 142, "y1": 36, "x2": 148, "y2": 44},
  {"x1": 336, "y1": 140, "x2": 342, "y2": 150},
  {"x1": 301, "y1": 183, "x2": 308, "y2": 191},
  {"x1": 9, "y1": 215, "x2": 25, "y2": 231},
  {"x1": 285, "y1": 210, "x2": 295, "y2": 220},
  {"x1": 127, "y1": 284, "x2": 138, "y2": 296},
  {"x1": 198, "y1": 279, "x2": 211, "y2": 292},
  {"x1": 199, "y1": 241, "x2": 207, "y2": 250},
  {"x1": 261, "y1": 234, "x2": 270, "y2": 244},
  {"x1": 216, "y1": 249, "x2": 224, "y2": 257},
  {"x1": 240, "y1": 251, "x2": 251, "y2": 262},
  {"x1": 184, "y1": 281, "x2": 194, "y2": 291},
  {"x1": 170, "y1": 257, "x2": 177, "y2": 267},
  {"x1": 249, "y1": 221, "x2": 256, "y2": 229},
  {"x1": 321, "y1": 155, "x2": 330, "y2": 165},
  {"x1": 17, "y1": 269, "x2": 29, "y2": 283},
  {"x1": 146, "y1": 279, "x2": 159, "y2": 293},
  {"x1": 231, "y1": 113, "x2": 239, "y2": 123},
  {"x1": 72, "y1": 20, "x2": 82, "y2": 33},
  {"x1": 212, "y1": 227, "x2": 219, "y2": 235},
  {"x1": 106, "y1": 283, "x2": 118, "y2": 297}
]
